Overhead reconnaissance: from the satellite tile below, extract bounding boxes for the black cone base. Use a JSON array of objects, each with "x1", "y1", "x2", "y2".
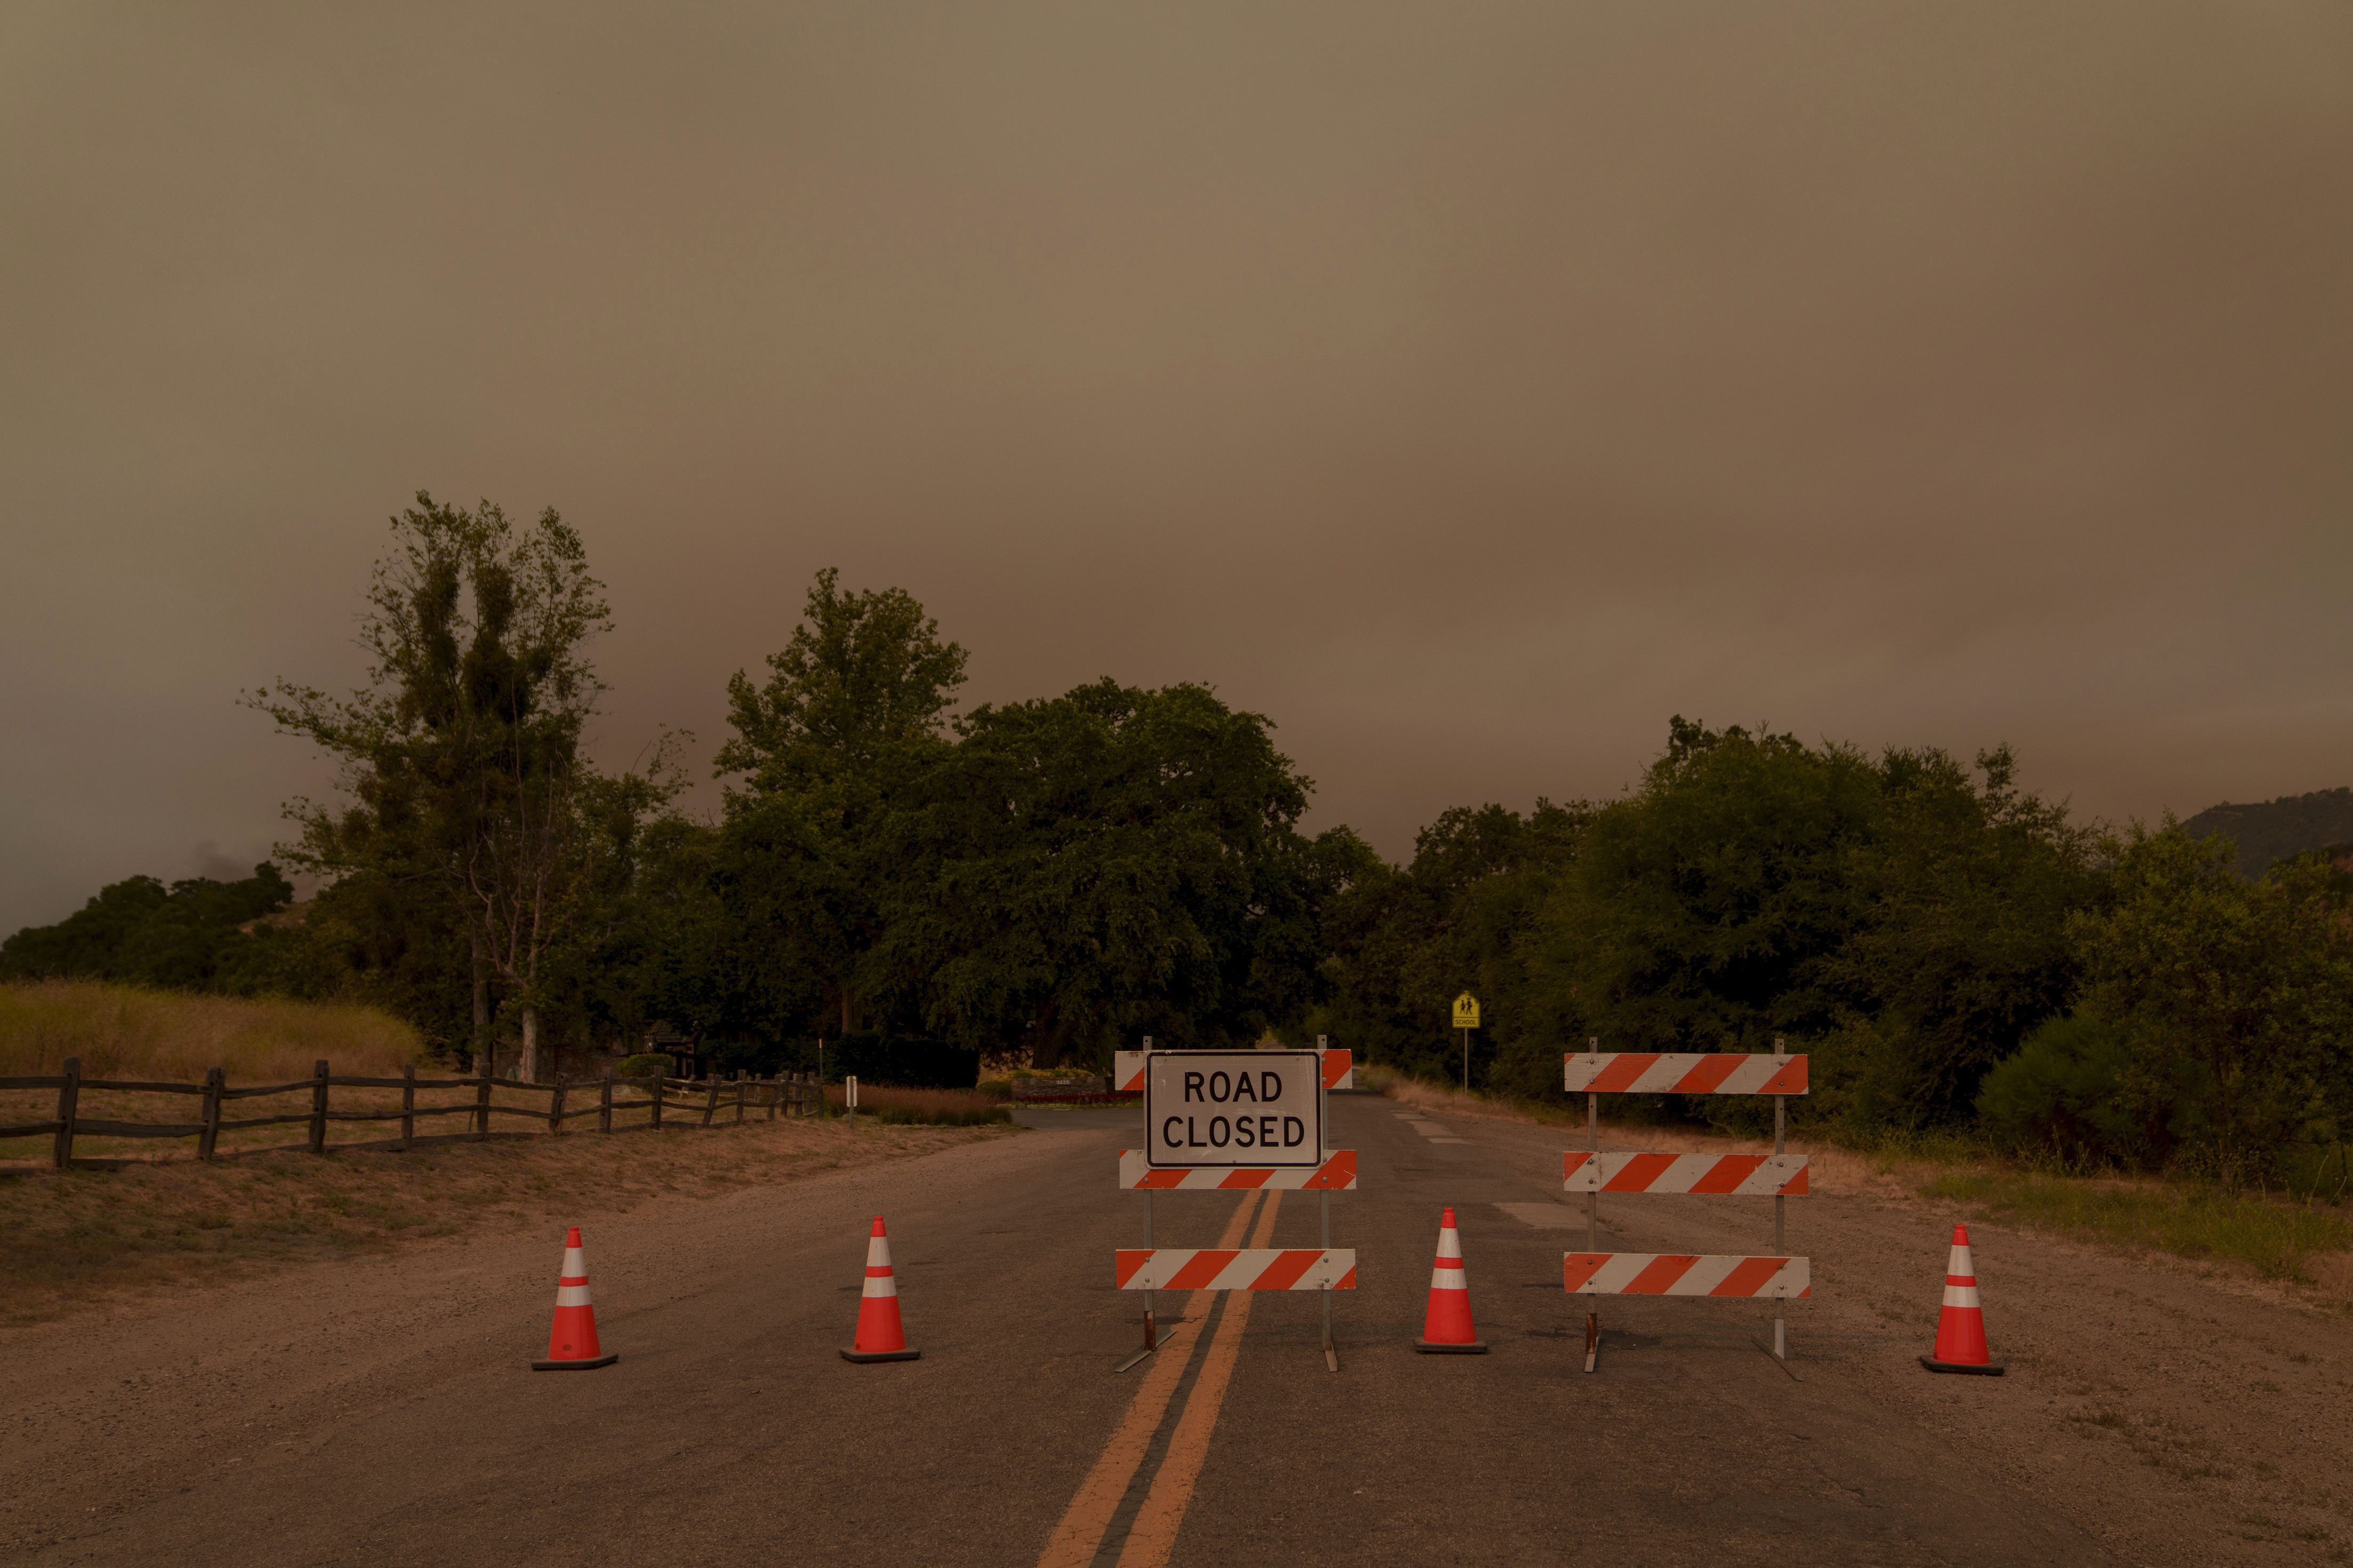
[
  {"x1": 531, "y1": 1353, "x2": 620, "y2": 1371},
  {"x1": 1413, "y1": 1338, "x2": 1488, "y2": 1354},
  {"x1": 1919, "y1": 1355, "x2": 2004, "y2": 1376},
  {"x1": 841, "y1": 1347, "x2": 921, "y2": 1363}
]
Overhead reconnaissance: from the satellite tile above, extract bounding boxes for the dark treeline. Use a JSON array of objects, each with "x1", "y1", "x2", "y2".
[
  {"x1": 1312, "y1": 719, "x2": 2353, "y2": 1188},
  {"x1": 6, "y1": 494, "x2": 2349, "y2": 1187}
]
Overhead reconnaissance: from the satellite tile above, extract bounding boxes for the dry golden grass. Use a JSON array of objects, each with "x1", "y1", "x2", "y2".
[
  {"x1": 0, "y1": 981, "x2": 421, "y2": 1081},
  {"x1": 0, "y1": 1111, "x2": 1021, "y2": 1328}
]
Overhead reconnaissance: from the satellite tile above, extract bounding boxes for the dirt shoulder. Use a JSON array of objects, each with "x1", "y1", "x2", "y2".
[
  {"x1": 0, "y1": 1113, "x2": 1020, "y2": 1329},
  {"x1": 1425, "y1": 1103, "x2": 2353, "y2": 1564}
]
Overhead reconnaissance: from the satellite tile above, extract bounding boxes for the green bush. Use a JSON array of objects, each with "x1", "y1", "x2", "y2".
[
  {"x1": 975, "y1": 1078, "x2": 1013, "y2": 1101},
  {"x1": 617, "y1": 1053, "x2": 672, "y2": 1078},
  {"x1": 1975, "y1": 1012, "x2": 2162, "y2": 1167}
]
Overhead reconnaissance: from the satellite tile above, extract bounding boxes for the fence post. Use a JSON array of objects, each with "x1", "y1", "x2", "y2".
[
  {"x1": 476, "y1": 1053, "x2": 492, "y2": 1141},
  {"x1": 550, "y1": 1075, "x2": 567, "y2": 1136},
  {"x1": 735, "y1": 1071, "x2": 746, "y2": 1125},
  {"x1": 400, "y1": 1063, "x2": 415, "y2": 1151},
  {"x1": 766, "y1": 1073, "x2": 778, "y2": 1122},
  {"x1": 308, "y1": 1060, "x2": 329, "y2": 1155},
  {"x1": 650, "y1": 1070, "x2": 664, "y2": 1131},
  {"x1": 199, "y1": 1066, "x2": 224, "y2": 1162},
  {"x1": 599, "y1": 1066, "x2": 613, "y2": 1134},
  {"x1": 703, "y1": 1077, "x2": 719, "y2": 1127},
  {"x1": 53, "y1": 1056, "x2": 81, "y2": 1170}
]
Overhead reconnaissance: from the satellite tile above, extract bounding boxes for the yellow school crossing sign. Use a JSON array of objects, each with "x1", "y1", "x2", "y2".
[{"x1": 1452, "y1": 992, "x2": 1480, "y2": 1030}]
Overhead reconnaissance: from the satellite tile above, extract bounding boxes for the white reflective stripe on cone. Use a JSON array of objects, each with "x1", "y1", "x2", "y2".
[
  {"x1": 1943, "y1": 1279, "x2": 1982, "y2": 1308},
  {"x1": 555, "y1": 1284, "x2": 593, "y2": 1307},
  {"x1": 862, "y1": 1273, "x2": 899, "y2": 1298},
  {"x1": 562, "y1": 1248, "x2": 587, "y2": 1273}
]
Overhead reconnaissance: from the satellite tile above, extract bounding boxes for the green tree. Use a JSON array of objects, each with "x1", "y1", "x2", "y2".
[
  {"x1": 2066, "y1": 824, "x2": 2353, "y2": 1185},
  {"x1": 1821, "y1": 744, "x2": 2095, "y2": 1125},
  {"x1": 251, "y1": 493, "x2": 635, "y2": 1077},
  {"x1": 713, "y1": 568, "x2": 968, "y2": 1034},
  {"x1": 889, "y1": 678, "x2": 1320, "y2": 1064},
  {"x1": 1316, "y1": 802, "x2": 1585, "y2": 1088},
  {"x1": 0, "y1": 864, "x2": 295, "y2": 991},
  {"x1": 1526, "y1": 718, "x2": 1884, "y2": 1058}
]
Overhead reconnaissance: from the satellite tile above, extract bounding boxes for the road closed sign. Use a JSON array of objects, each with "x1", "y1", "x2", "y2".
[{"x1": 1145, "y1": 1051, "x2": 1323, "y2": 1168}]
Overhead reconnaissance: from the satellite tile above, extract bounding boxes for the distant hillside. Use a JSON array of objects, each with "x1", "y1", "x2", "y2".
[{"x1": 2180, "y1": 787, "x2": 2353, "y2": 878}]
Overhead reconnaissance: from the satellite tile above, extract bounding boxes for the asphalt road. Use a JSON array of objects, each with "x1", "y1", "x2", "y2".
[{"x1": 11, "y1": 1091, "x2": 2342, "y2": 1566}]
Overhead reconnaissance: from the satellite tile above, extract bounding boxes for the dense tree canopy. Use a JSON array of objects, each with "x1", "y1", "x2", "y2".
[
  {"x1": 0, "y1": 864, "x2": 294, "y2": 992},
  {"x1": 14, "y1": 498, "x2": 2346, "y2": 1187},
  {"x1": 895, "y1": 677, "x2": 1322, "y2": 1063}
]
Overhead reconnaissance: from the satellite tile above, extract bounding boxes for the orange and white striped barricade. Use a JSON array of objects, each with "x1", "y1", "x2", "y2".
[
  {"x1": 1563, "y1": 1152, "x2": 1808, "y2": 1196},
  {"x1": 1118, "y1": 1048, "x2": 1351, "y2": 1373},
  {"x1": 1564, "y1": 1253, "x2": 1811, "y2": 1298},
  {"x1": 1119, "y1": 1148, "x2": 1356, "y2": 1190},
  {"x1": 1114, "y1": 1042, "x2": 1353, "y2": 1095},
  {"x1": 1563, "y1": 1040, "x2": 1809, "y2": 1373},
  {"x1": 1116, "y1": 1248, "x2": 1358, "y2": 1291}
]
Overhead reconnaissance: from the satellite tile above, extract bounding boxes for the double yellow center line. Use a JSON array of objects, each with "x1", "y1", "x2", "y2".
[{"x1": 1036, "y1": 1188, "x2": 1283, "y2": 1568}]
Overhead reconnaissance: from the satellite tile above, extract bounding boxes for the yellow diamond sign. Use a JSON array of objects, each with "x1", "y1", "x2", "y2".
[{"x1": 1452, "y1": 992, "x2": 1480, "y2": 1030}]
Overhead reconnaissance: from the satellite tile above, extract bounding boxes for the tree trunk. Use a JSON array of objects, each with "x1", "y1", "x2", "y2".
[
  {"x1": 521, "y1": 1007, "x2": 541, "y2": 1084},
  {"x1": 841, "y1": 989, "x2": 853, "y2": 1035},
  {"x1": 470, "y1": 934, "x2": 491, "y2": 1074}
]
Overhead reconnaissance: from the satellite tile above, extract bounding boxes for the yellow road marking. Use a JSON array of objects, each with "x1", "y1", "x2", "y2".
[
  {"x1": 1034, "y1": 1190, "x2": 1266, "y2": 1568},
  {"x1": 1112, "y1": 1191, "x2": 1284, "y2": 1568}
]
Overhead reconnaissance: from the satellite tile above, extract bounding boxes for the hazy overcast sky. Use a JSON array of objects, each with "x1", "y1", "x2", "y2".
[{"x1": 3, "y1": 1, "x2": 2348, "y2": 933}]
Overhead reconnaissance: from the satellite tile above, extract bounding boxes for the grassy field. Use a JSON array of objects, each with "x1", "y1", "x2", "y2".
[
  {"x1": 1922, "y1": 1167, "x2": 2353, "y2": 1289},
  {"x1": 0, "y1": 980, "x2": 421, "y2": 1080}
]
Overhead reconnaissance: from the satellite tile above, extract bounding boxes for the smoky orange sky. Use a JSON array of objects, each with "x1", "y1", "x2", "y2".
[{"x1": 3, "y1": 2, "x2": 2349, "y2": 933}]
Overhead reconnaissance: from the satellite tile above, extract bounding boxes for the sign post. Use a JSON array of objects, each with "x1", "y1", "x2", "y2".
[
  {"x1": 1451, "y1": 993, "x2": 1480, "y2": 1091},
  {"x1": 1115, "y1": 1048, "x2": 1356, "y2": 1373},
  {"x1": 845, "y1": 1074, "x2": 857, "y2": 1130}
]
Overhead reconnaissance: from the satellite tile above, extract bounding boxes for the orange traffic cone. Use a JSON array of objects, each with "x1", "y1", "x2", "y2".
[
  {"x1": 1919, "y1": 1223, "x2": 2004, "y2": 1376},
  {"x1": 1413, "y1": 1207, "x2": 1487, "y2": 1354},
  {"x1": 841, "y1": 1216, "x2": 921, "y2": 1363},
  {"x1": 532, "y1": 1226, "x2": 619, "y2": 1371}
]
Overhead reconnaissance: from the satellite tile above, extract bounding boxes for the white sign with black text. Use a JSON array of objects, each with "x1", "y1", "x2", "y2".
[{"x1": 1145, "y1": 1050, "x2": 1322, "y2": 1168}]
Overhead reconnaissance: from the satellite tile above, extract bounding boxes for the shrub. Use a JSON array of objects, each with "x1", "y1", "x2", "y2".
[
  {"x1": 617, "y1": 1053, "x2": 672, "y2": 1078},
  {"x1": 1976, "y1": 1011, "x2": 2165, "y2": 1167}
]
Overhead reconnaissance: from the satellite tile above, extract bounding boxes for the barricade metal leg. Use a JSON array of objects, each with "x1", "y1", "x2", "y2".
[
  {"x1": 1321, "y1": 1070, "x2": 1338, "y2": 1372},
  {"x1": 1773, "y1": 1038, "x2": 1787, "y2": 1362},
  {"x1": 1585, "y1": 1084, "x2": 1600, "y2": 1373},
  {"x1": 1116, "y1": 1188, "x2": 1169, "y2": 1372}
]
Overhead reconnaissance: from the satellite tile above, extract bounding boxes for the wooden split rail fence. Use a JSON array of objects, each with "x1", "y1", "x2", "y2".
[{"x1": 0, "y1": 1057, "x2": 829, "y2": 1169}]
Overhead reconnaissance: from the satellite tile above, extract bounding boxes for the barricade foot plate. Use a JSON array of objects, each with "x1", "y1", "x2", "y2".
[
  {"x1": 1919, "y1": 1355, "x2": 2004, "y2": 1376},
  {"x1": 531, "y1": 1354, "x2": 620, "y2": 1371},
  {"x1": 841, "y1": 1347, "x2": 922, "y2": 1363},
  {"x1": 1114, "y1": 1324, "x2": 1184, "y2": 1373},
  {"x1": 1413, "y1": 1338, "x2": 1488, "y2": 1354}
]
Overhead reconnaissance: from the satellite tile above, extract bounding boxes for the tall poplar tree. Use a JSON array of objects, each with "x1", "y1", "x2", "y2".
[{"x1": 252, "y1": 492, "x2": 616, "y2": 1077}]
